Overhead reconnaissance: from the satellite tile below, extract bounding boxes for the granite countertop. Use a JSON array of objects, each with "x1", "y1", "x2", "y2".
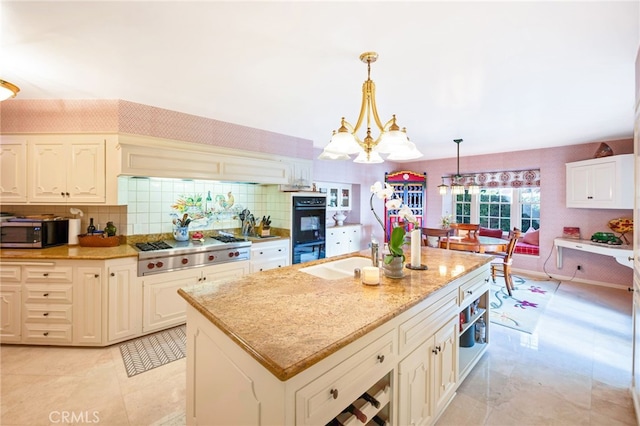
[
  {"x1": 0, "y1": 231, "x2": 290, "y2": 261},
  {"x1": 0, "y1": 243, "x2": 139, "y2": 260},
  {"x1": 178, "y1": 247, "x2": 493, "y2": 381}
]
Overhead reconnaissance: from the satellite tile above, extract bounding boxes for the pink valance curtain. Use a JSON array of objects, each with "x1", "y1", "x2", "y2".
[{"x1": 458, "y1": 169, "x2": 540, "y2": 188}]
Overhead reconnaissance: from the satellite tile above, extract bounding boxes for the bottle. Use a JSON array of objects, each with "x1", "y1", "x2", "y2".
[
  {"x1": 105, "y1": 221, "x2": 117, "y2": 237},
  {"x1": 372, "y1": 415, "x2": 388, "y2": 426},
  {"x1": 360, "y1": 392, "x2": 380, "y2": 408},
  {"x1": 342, "y1": 404, "x2": 367, "y2": 423},
  {"x1": 475, "y1": 317, "x2": 486, "y2": 343},
  {"x1": 87, "y1": 218, "x2": 96, "y2": 234}
]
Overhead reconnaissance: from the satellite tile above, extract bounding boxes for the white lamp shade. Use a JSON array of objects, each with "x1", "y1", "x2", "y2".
[
  {"x1": 385, "y1": 141, "x2": 423, "y2": 161},
  {"x1": 354, "y1": 150, "x2": 384, "y2": 163},
  {"x1": 375, "y1": 129, "x2": 409, "y2": 154},
  {"x1": 323, "y1": 131, "x2": 362, "y2": 155},
  {"x1": 450, "y1": 184, "x2": 465, "y2": 195},
  {"x1": 318, "y1": 150, "x2": 351, "y2": 160}
]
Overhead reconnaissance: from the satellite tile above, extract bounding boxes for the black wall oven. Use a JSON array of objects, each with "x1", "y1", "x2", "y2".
[{"x1": 291, "y1": 195, "x2": 326, "y2": 264}]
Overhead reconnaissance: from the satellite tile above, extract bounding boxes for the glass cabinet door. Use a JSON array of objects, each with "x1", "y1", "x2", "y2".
[
  {"x1": 328, "y1": 188, "x2": 338, "y2": 208},
  {"x1": 340, "y1": 188, "x2": 350, "y2": 209}
]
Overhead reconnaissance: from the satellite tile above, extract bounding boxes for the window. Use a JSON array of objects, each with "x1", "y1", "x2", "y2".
[{"x1": 454, "y1": 187, "x2": 540, "y2": 232}]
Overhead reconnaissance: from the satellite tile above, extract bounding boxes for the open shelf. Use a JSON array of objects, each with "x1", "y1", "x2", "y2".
[
  {"x1": 329, "y1": 375, "x2": 391, "y2": 426},
  {"x1": 460, "y1": 308, "x2": 485, "y2": 335}
]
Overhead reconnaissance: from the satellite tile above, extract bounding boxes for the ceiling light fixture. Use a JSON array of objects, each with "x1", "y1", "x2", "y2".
[
  {"x1": 319, "y1": 52, "x2": 423, "y2": 164},
  {"x1": 440, "y1": 138, "x2": 478, "y2": 196},
  {"x1": 0, "y1": 79, "x2": 19, "y2": 101}
]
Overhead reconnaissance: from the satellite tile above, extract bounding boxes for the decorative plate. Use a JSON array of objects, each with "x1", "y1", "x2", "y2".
[{"x1": 608, "y1": 218, "x2": 633, "y2": 234}]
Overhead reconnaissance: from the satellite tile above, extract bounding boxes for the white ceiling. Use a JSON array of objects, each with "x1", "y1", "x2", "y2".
[{"x1": 2, "y1": 1, "x2": 638, "y2": 159}]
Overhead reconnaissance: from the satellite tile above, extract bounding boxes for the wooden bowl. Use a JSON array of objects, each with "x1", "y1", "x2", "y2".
[{"x1": 77, "y1": 234, "x2": 121, "y2": 247}]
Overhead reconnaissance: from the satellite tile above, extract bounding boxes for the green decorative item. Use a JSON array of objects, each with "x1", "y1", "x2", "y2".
[{"x1": 105, "y1": 221, "x2": 117, "y2": 237}]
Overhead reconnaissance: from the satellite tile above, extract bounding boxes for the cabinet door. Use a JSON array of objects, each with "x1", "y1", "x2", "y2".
[
  {"x1": 348, "y1": 226, "x2": 362, "y2": 252},
  {"x1": 0, "y1": 285, "x2": 22, "y2": 343},
  {"x1": 432, "y1": 318, "x2": 458, "y2": 414},
  {"x1": 204, "y1": 261, "x2": 249, "y2": 284},
  {"x1": 398, "y1": 337, "x2": 434, "y2": 426},
  {"x1": 67, "y1": 142, "x2": 106, "y2": 202},
  {"x1": 0, "y1": 140, "x2": 27, "y2": 203},
  {"x1": 108, "y1": 261, "x2": 142, "y2": 342},
  {"x1": 340, "y1": 186, "x2": 351, "y2": 210},
  {"x1": 29, "y1": 142, "x2": 68, "y2": 202},
  {"x1": 143, "y1": 270, "x2": 198, "y2": 333},
  {"x1": 74, "y1": 266, "x2": 103, "y2": 344}
]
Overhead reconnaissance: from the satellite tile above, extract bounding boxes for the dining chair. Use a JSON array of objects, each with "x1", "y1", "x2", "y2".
[
  {"x1": 422, "y1": 228, "x2": 453, "y2": 249},
  {"x1": 491, "y1": 229, "x2": 522, "y2": 296}
]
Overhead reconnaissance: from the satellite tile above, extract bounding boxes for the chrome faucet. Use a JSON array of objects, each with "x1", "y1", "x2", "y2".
[{"x1": 371, "y1": 241, "x2": 379, "y2": 267}]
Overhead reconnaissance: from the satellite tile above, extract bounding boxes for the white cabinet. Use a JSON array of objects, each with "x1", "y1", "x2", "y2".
[
  {"x1": 0, "y1": 263, "x2": 22, "y2": 342},
  {"x1": 317, "y1": 182, "x2": 352, "y2": 211},
  {"x1": 29, "y1": 139, "x2": 106, "y2": 203},
  {"x1": 326, "y1": 225, "x2": 362, "y2": 258},
  {"x1": 107, "y1": 259, "x2": 142, "y2": 343},
  {"x1": 1, "y1": 134, "x2": 122, "y2": 205},
  {"x1": 74, "y1": 265, "x2": 103, "y2": 344},
  {"x1": 250, "y1": 239, "x2": 290, "y2": 273},
  {"x1": 566, "y1": 154, "x2": 634, "y2": 209},
  {"x1": 143, "y1": 261, "x2": 249, "y2": 333},
  {"x1": 0, "y1": 140, "x2": 27, "y2": 203}
]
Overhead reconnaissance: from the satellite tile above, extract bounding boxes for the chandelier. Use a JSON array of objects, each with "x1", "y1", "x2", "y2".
[
  {"x1": 318, "y1": 52, "x2": 423, "y2": 164},
  {"x1": 438, "y1": 139, "x2": 480, "y2": 196},
  {"x1": 0, "y1": 79, "x2": 19, "y2": 101}
]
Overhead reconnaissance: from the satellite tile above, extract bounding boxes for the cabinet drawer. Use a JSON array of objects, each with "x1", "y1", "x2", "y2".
[
  {"x1": 250, "y1": 258, "x2": 288, "y2": 273},
  {"x1": 23, "y1": 323, "x2": 72, "y2": 343},
  {"x1": 24, "y1": 266, "x2": 73, "y2": 283},
  {"x1": 23, "y1": 284, "x2": 73, "y2": 304},
  {"x1": 0, "y1": 265, "x2": 21, "y2": 282},
  {"x1": 24, "y1": 303, "x2": 73, "y2": 323},
  {"x1": 399, "y1": 289, "x2": 457, "y2": 355},
  {"x1": 296, "y1": 330, "x2": 396, "y2": 426},
  {"x1": 251, "y1": 245, "x2": 288, "y2": 260},
  {"x1": 459, "y1": 275, "x2": 489, "y2": 307}
]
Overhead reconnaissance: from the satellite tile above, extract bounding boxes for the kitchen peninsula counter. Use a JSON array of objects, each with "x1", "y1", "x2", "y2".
[
  {"x1": 179, "y1": 247, "x2": 492, "y2": 381},
  {"x1": 180, "y1": 247, "x2": 494, "y2": 425}
]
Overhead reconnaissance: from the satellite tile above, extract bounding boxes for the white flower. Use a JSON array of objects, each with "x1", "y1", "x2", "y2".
[
  {"x1": 371, "y1": 181, "x2": 394, "y2": 200},
  {"x1": 386, "y1": 198, "x2": 402, "y2": 210},
  {"x1": 398, "y1": 205, "x2": 418, "y2": 225}
]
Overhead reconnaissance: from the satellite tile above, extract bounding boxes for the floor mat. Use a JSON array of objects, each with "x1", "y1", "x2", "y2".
[
  {"x1": 489, "y1": 275, "x2": 559, "y2": 334},
  {"x1": 119, "y1": 325, "x2": 186, "y2": 377}
]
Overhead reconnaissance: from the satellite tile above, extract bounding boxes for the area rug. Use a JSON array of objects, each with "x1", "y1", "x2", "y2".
[
  {"x1": 489, "y1": 275, "x2": 559, "y2": 334},
  {"x1": 119, "y1": 325, "x2": 186, "y2": 377}
]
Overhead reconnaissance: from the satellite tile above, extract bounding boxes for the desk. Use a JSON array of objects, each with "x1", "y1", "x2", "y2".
[
  {"x1": 554, "y1": 237, "x2": 633, "y2": 269},
  {"x1": 441, "y1": 236, "x2": 509, "y2": 253}
]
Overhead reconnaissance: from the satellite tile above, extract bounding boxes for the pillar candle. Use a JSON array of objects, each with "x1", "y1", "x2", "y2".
[
  {"x1": 361, "y1": 266, "x2": 380, "y2": 285},
  {"x1": 411, "y1": 229, "x2": 421, "y2": 267}
]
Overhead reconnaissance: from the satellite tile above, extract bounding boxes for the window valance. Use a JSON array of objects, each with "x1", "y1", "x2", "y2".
[{"x1": 456, "y1": 169, "x2": 540, "y2": 188}]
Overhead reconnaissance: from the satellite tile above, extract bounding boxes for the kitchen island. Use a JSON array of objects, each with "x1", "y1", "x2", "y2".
[{"x1": 178, "y1": 246, "x2": 493, "y2": 426}]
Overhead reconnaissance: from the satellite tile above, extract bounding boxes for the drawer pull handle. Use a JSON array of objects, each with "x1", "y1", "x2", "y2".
[
  {"x1": 330, "y1": 388, "x2": 338, "y2": 399},
  {"x1": 466, "y1": 290, "x2": 473, "y2": 295},
  {"x1": 43, "y1": 312, "x2": 49, "y2": 316},
  {"x1": 260, "y1": 251, "x2": 263, "y2": 255},
  {"x1": 43, "y1": 332, "x2": 49, "y2": 336},
  {"x1": 94, "y1": 274, "x2": 99, "y2": 278},
  {"x1": 43, "y1": 273, "x2": 49, "y2": 277},
  {"x1": 377, "y1": 354, "x2": 385, "y2": 363},
  {"x1": 110, "y1": 272, "x2": 115, "y2": 277},
  {"x1": 43, "y1": 293, "x2": 49, "y2": 297},
  {"x1": 629, "y1": 256, "x2": 635, "y2": 262},
  {"x1": 432, "y1": 345, "x2": 441, "y2": 354}
]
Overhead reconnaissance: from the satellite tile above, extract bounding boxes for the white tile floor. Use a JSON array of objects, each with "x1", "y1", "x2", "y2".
[{"x1": 0, "y1": 279, "x2": 636, "y2": 425}]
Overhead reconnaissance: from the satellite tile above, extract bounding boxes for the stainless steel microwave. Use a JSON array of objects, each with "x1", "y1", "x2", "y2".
[{"x1": 0, "y1": 219, "x2": 69, "y2": 248}]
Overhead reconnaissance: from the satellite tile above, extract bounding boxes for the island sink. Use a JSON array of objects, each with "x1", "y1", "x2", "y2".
[{"x1": 299, "y1": 256, "x2": 372, "y2": 280}]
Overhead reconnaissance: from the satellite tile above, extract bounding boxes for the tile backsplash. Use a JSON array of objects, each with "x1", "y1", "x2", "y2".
[{"x1": 1, "y1": 177, "x2": 291, "y2": 236}]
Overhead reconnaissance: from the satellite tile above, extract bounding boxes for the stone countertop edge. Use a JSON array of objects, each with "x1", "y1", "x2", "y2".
[
  {"x1": 0, "y1": 234, "x2": 290, "y2": 260},
  {"x1": 178, "y1": 248, "x2": 494, "y2": 382}
]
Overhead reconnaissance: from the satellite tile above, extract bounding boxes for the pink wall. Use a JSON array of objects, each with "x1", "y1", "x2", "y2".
[
  {"x1": 402, "y1": 139, "x2": 634, "y2": 286},
  {"x1": 0, "y1": 99, "x2": 314, "y2": 159}
]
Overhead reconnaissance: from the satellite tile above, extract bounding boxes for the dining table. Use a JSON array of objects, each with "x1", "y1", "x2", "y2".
[{"x1": 440, "y1": 235, "x2": 509, "y2": 253}]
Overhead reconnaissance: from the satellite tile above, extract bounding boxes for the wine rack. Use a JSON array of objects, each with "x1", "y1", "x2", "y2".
[{"x1": 326, "y1": 375, "x2": 391, "y2": 426}]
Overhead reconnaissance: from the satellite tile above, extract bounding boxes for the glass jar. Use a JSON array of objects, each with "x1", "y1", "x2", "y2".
[{"x1": 105, "y1": 221, "x2": 117, "y2": 237}]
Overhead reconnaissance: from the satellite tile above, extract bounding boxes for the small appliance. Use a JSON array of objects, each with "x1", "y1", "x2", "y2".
[{"x1": 0, "y1": 218, "x2": 69, "y2": 248}]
